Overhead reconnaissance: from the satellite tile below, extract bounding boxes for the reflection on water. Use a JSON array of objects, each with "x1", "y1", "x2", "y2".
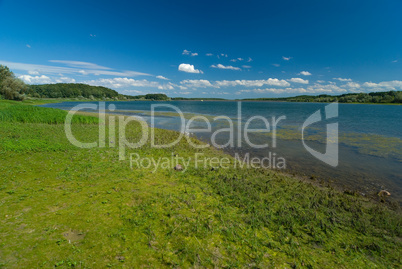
[{"x1": 41, "y1": 101, "x2": 402, "y2": 202}]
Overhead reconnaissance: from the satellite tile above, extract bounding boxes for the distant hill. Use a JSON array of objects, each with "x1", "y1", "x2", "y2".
[
  {"x1": 131, "y1": 93, "x2": 170, "y2": 101},
  {"x1": 26, "y1": 83, "x2": 171, "y2": 101},
  {"x1": 241, "y1": 91, "x2": 402, "y2": 104},
  {"x1": 27, "y1": 83, "x2": 121, "y2": 99}
]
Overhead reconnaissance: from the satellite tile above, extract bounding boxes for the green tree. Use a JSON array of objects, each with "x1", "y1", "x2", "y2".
[
  {"x1": 394, "y1": 92, "x2": 402, "y2": 103},
  {"x1": 0, "y1": 65, "x2": 27, "y2": 101},
  {"x1": 28, "y1": 83, "x2": 120, "y2": 99},
  {"x1": 144, "y1": 93, "x2": 169, "y2": 100}
]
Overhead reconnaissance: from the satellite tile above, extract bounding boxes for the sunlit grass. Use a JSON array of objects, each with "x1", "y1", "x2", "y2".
[{"x1": 0, "y1": 100, "x2": 98, "y2": 124}]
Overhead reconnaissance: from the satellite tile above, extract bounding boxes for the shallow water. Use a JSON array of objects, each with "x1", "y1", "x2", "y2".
[{"x1": 41, "y1": 101, "x2": 402, "y2": 201}]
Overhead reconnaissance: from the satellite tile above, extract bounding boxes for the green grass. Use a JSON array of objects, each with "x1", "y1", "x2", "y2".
[
  {"x1": 0, "y1": 101, "x2": 99, "y2": 124},
  {"x1": 0, "y1": 100, "x2": 401, "y2": 268}
]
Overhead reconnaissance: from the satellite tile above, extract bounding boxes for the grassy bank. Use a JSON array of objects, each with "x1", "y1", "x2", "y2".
[{"x1": 0, "y1": 100, "x2": 401, "y2": 268}]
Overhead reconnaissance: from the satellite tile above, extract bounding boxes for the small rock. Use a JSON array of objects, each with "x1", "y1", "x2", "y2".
[
  {"x1": 116, "y1": 256, "x2": 125, "y2": 261},
  {"x1": 174, "y1": 164, "x2": 183, "y2": 171},
  {"x1": 378, "y1": 190, "x2": 391, "y2": 197}
]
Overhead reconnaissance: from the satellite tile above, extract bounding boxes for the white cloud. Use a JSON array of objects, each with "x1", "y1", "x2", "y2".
[
  {"x1": 181, "y1": 49, "x2": 199, "y2": 57},
  {"x1": 26, "y1": 44, "x2": 31, "y2": 48},
  {"x1": 237, "y1": 88, "x2": 308, "y2": 95},
  {"x1": 177, "y1": 85, "x2": 188, "y2": 90},
  {"x1": 90, "y1": 69, "x2": 150, "y2": 77},
  {"x1": 78, "y1": 70, "x2": 88, "y2": 75},
  {"x1": 242, "y1": 65, "x2": 252, "y2": 69},
  {"x1": 180, "y1": 79, "x2": 215, "y2": 88},
  {"x1": 178, "y1": 63, "x2": 203, "y2": 74},
  {"x1": 121, "y1": 89, "x2": 144, "y2": 94},
  {"x1": 215, "y1": 78, "x2": 290, "y2": 88},
  {"x1": 362, "y1": 80, "x2": 402, "y2": 90},
  {"x1": 236, "y1": 83, "x2": 350, "y2": 95},
  {"x1": 203, "y1": 91, "x2": 230, "y2": 95},
  {"x1": 307, "y1": 83, "x2": 347, "y2": 93},
  {"x1": 392, "y1": 60, "x2": 398, "y2": 63},
  {"x1": 206, "y1": 53, "x2": 213, "y2": 56},
  {"x1": 2, "y1": 61, "x2": 73, "y2": 74},
  {"x1": 362, "y1": 82, "x2": 378, "y2": 87},
  {"x1": 333, "y1": 77, "x2": 352, "y2": 82},
  {"x1": 382, "y1": 80, "x2": 402, "y2": 88},
  {"x1": 85, "y1": 78, "x2": 162, "y2": 89},
  {"x1": 55, "y1": 77, "x2": 76, "y2": 83},
  {"x1": 28, "y1": 70, "x2": 39, "y2": 75},
  {"x1": 247, "y1": 57, "x2": 253, "y2": 62},
  {"x1": 177, "y1": 91, "x2": 191, "y2": 95},
  {"x1": 237, "y1": 82, "x2": 351, "y2": 95},
  {"x1": 211, "y1": 64, "x2": 241, "y2": 71},
  {"x1": 49, "y1": 60, "x2": 111, "y2": 70},
  {"x1": 299, "y1": 71, "x2": 312, "y2": 76},
  {"x1": 86, "y1": 78, "x2": 178, "y2": 91},
  {"x1": 18, "y1": 74, "x2": 75, "y2": 85},
  {"x1": 158, "y1": 82, "x2": 175, "y2": 90},
  {"x1": 0, "y1": 60, "x2": 150, "y2": 77},
  {"x1": 177, "y1": 78, "x2": 289, "y2": 89},
  {"x1": 18, "y1": 75, "x2": 53, "y2": 84},
  {"x1": 156, "y1": 75, "x2": 169, "y2": 80},
  {"x1": 282, "y1": 56, "x2": 292, "y2": 61},
  {"x1": 345, "y1": 82, "x2": 360, "y2": 88},
  {"x1": 230, "y1": 58, "x2": 244, "y2": 62},
  {"x1": 289, "y1": 78, "x2": 309, "y2": 84},
  {"x1": 220, "y1": 53, "x2": 228, "y2": 57},
  {"x1": 272, "y1": 64, "x2": 280, "y2": 67}
]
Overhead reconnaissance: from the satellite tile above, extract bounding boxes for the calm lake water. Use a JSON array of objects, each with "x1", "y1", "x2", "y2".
[{"x1": 42, "y1": 101, "x2": 402, "y2": 201}]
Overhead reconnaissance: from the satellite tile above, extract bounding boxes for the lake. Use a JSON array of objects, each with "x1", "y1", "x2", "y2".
[{"x1": 41, "y1": 101, "x2": 402, "y2": 202}]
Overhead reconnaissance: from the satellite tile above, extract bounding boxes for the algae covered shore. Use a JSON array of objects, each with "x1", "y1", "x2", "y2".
[{"x1": 0, "y1": 100, "x2": 401, "y2": 268}]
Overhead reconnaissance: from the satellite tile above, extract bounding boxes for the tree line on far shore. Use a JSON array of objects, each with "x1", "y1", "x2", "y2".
[
  {"x1": 0, "y1": 65, "x2": 170, "y2": 101},
  {"x1": 242, "y1": 91, "x2": 402, "y2": 103}
]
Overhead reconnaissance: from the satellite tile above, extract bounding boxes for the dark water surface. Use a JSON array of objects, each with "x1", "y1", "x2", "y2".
[{"x1": 41, "y1": 101, "x2": 402, "y2": 201}]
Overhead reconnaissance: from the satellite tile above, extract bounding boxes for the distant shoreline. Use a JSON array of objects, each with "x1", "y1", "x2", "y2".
[
  {"x1": 16, "y1": 82, "x2": 402, "y2": 105},
  {"x1": 26, "y1": 98, "x2": 401, "y2": 106}
]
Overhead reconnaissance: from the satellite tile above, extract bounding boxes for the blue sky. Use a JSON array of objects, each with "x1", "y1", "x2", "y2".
[{"x1": 0, "y1": 0, "x2": 401, "y2": 98}]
